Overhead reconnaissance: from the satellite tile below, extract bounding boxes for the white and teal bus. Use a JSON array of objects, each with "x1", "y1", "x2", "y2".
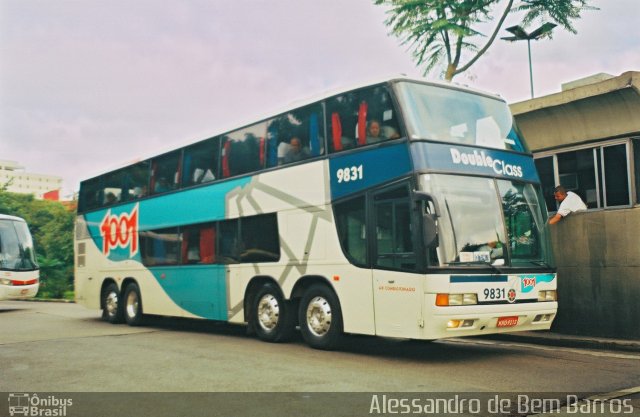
[
  {"x1": 75, "y1": 77, "x2": 557, "y2": 350},
  {"x1": 0, "y1": 214, "x2": 39, "y2": 300}
]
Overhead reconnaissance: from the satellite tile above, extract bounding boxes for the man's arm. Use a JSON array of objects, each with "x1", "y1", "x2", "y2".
[{"x1": 548, "y1": 213, "x2": 563, "y2": 224}]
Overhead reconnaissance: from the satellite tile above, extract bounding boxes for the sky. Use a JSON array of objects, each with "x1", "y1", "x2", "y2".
[{"x1": 1, "y1": 0, "x2": 638, "y2": 198}]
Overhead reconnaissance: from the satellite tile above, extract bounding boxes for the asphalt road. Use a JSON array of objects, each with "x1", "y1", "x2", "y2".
[{"x1": 1, "y1": 301, "x2": 639, "y2": 416}]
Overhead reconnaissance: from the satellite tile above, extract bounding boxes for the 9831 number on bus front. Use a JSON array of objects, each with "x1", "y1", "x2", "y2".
[{"x1": 482, "y1": 287, "x2": 516, "y2": 303}]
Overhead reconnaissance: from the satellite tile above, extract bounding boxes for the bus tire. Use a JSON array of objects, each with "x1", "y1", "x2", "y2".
[
  {"x1": 252, "y1": 283, "x2": 294, "y2": 343},
  {"x1": 299, "y1": 284, "x2": 343, "y2": 350},
  {"x1": 123, "y1": 283, "x2": 144, "y2": 326},
  {"x1": 101, "y1": 282, "x2": 123, "y2": 324}
]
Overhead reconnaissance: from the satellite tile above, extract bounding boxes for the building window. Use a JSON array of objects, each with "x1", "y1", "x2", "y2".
[
  {"x1": 602, "y1": 144, "x2": 630, "y2": 207},
  {"x1": 534, "y1": 157, "x2": 556, "y2": 211},
  {"x1": 634, "y1": 138, "x2": 640, "y2": 204},
  {"x1": 534, "y1": 140, "x2": 633, "y2": 212},
  {"x1": 557, "y1": 148, "x2": 598, "y2": 208}
]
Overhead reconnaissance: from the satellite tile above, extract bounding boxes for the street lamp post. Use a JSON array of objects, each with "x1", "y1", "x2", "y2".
[{"x1": 501, "y1": 23, "x2": 557, "y2": 98}]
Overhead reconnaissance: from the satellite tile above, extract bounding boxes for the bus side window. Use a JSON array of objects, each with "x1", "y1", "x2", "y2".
[
  {"x1": 182, "y1": 138, "x2": 219, "y2": 187},
  {"x1": 140, "y1": 228, "x2": 181, "y2": 266},
  {"x1": 373, "y1": 186, "x2": 416, "y2": 271},
  {"x1": 79, "y1": 178, "x2": 102, "y2": 211},
  {"x1": 327, "y1": 94, "x2": 356, "y2": 153},
  {"x1": 327, "y1": 85, "x2": 403, "y2": 154},
  {"x1": 151, "y1": 151, "x2": 181, "y2": 194},
  {"x1": 101, "y1": 170, "x2": 124, "y2": 206},
  {"x1": 334, "y1": 196, "x2": 367, "y2": 266},
  {"x1": 181, "y1": 224, "x2": 216, "y2": 264},
  {"x1": 218, "y1": 219, "x2": 240, "y2": 263},
  {"x1": 270, "y1": 104, "x2": 324, "y2": 166},
  {"x1": 223, "y1": 122, "x2": 267, "y2": 178},
  {"x1": 239, "y1": 214, "x2": 280, "y2": 262},
  {"x1": 122, "y1": 161, "x2": 150, "y2": 201}
]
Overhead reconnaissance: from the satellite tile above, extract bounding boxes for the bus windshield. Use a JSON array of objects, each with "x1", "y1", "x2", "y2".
[
  {"x1": 0, "y1": 219, "x2": 38, "y2": 271},
  {"x1": 395, "y1": 81, "x2": 527, "y2": 152},
  {"x1": 420, "y1": 174, "x2": 553, "y2": 268}
]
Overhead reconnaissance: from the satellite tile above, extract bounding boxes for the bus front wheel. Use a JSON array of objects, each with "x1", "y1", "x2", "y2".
[
  {"x1": 252, "y1": 283, "x2": 295, "y2": 343},
  {"x1": 123, "y1": 283, "x2": 144, "y2": 326},
  {"x1": 299, "y1": 284, "x2": 343, "y2": 350},
  {"x1": 102, "y1": 282, "x2": 123, "y2": 324}
]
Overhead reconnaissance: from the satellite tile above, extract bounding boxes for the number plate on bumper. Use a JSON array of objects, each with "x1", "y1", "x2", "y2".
[{"x1": 496, "y1": 316, "x2": 519, "y2": 328}]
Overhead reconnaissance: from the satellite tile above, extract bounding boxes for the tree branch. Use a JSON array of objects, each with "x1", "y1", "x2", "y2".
[{"x1": 454, "y1": 0, "x2": 514, "y2": 76}]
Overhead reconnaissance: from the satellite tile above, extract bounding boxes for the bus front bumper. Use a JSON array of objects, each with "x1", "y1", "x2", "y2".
[
  {"x1": 0, "y1": 283, "x2": 39, "y2": 300},
  {"x1": 423, "y1": 301, "x2": 558, "y2": 340}
]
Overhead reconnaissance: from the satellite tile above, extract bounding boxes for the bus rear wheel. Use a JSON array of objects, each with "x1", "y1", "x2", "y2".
[
  {"x1": 252, "y1": 283, "x2": 294, "y2": 343},
  {"x1": 101, "y1": 282, "x2": 123, "y2": 324},
  {"x1": 299, "y1": 284, "x2": 343, "y2": 350},
  {"x1": 123, "y1": 283, "x2": 144, "y2": 326}
]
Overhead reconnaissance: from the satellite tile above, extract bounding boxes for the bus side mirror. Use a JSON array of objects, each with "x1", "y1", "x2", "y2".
[
  {"x1": 413, "y1": 190, "x2": 440, "y2": 249},
  {"x1": 413, "y1": 191, "x2": 440, "y2": 217},
  {"x1": 423, "y1": 214, "x2": 438, "y2": 249}
]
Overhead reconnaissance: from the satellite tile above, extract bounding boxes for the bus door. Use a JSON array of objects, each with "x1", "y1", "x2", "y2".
[{"x1": 371, "y1": 184, "x2": 424, "y2": 338}]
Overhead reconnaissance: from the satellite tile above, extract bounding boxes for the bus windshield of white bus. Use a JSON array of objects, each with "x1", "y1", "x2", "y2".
[
  {"x1": 420, "y1": 174, "x2": 553, "y2": 268},
  {"x1": 396, "y1": 81, "x2": 528, "y2": 152},
  {"x1": 0, "y1": 218, "x2": 38, "y2": 271}
]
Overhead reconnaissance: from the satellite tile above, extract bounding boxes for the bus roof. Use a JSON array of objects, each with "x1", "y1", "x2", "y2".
[
  {"x1": 81, "y1": 75, "x2": 505, "y2": 182},
  {"x1": 213, "y1": 75, "x2": 504, "y2": 139},
  {"x1": 0, "y1": 214, "x2": 27, "y2": 223}
]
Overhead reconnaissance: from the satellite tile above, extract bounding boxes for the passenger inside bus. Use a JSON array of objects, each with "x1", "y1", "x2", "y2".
[
  {"x1": 367, "y1": 119, "x2": 400, "y2": 144},
  {"x1": 283, "y1": 137, "x2": 310, "y2": 164}
]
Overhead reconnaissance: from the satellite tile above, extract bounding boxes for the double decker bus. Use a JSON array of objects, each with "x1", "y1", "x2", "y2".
[
  {"x1": 0, "y1": 214, "x2": 39, "y2": 300},
  {"x1": 75, "y1": 77, "x2": 557, "y2": 350}
]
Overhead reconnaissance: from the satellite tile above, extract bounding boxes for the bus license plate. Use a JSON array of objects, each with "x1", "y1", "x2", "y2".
[{"x1": 497, "y1": 316, "x2": 519, "y2": 327}]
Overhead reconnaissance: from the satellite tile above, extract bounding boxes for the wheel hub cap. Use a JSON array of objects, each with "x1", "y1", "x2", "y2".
[
  {"x1": 257, "y1": 294, "x2": 280, "y2": 331},
  {"x1": 306, "y1": 296, "x2": 332, "y2": 337},
  {"x1": 126, "y1": 291, "x2": 139, "y2": 319},
  {"x1": 106, "y1": 292, "x2": 118, "y2": 317}
]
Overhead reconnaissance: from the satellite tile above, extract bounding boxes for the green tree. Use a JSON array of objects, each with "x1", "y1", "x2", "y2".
[
  {"x1": 0, "y1": 190, "x2": 75, "y2": 299},
  {"x1": 374, "y1": 0, "x2": 596, "y2": 80}
]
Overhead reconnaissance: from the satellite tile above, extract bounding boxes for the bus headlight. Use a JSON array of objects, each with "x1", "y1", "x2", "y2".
[
  {"x1": 0, "y1": 278, "x2": 12, "y2": 286},
  {"x1": 537, "y1": 290, "x2": 557, "y2": 302},
  {"x1": 436, "y1": 293, "x2": 478, "y2": 306},
  {"x1": 447, "y1": 319, "x2": 476, "y2": 329}
]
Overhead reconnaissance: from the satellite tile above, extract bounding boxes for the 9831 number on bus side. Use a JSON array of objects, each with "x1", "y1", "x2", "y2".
[{"x1": 336, "y1": 165, "x2": 363, "y2": 183}]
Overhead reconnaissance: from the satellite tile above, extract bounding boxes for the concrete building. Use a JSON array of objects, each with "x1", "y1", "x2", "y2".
[
  {"x1": 511, "y1": 71, "x2": 640, "y2": 339},
  {"x1": 0, "y1": 160, "x2": 63, "y2": 200}
]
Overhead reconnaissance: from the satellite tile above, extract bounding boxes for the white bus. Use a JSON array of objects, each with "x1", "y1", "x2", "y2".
[
  {"x1": 75, "y1": 77, "x2": 557, "y2": 350},
  {"x1": 0, "y1": 214, "x2": 39, "y2": 300}
]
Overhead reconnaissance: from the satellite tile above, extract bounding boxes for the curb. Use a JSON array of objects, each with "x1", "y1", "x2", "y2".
[
  {"x1": 7, "y1": 298, "x2": 75, "y2": 303},
  {"x1": 482, "y1": 332, "x2": 640, "y2": 353}
]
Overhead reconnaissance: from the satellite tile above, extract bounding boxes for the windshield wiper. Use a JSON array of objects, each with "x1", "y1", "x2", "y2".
[{"x1": 447, "y1": 261, "x2": 503, "y2": 273}]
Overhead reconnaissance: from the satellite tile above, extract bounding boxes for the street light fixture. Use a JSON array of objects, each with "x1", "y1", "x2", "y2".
[{"x1": 501, "y1": 22, "x2": 557, "y2": 98}]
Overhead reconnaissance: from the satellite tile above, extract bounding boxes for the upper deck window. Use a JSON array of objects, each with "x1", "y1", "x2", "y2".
[
  {"x1": 395, "y1": 82, "x2": 527, "y2": 152},
  {"x1": 327, "y1": 84, "x2": 402, "y2": 153},
  {"x1": 182, "y1": 138, "x2": 219, "y2": 188},
  {"x1": 151, "y1": 150, "x2": 181, "y2": 195}
]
